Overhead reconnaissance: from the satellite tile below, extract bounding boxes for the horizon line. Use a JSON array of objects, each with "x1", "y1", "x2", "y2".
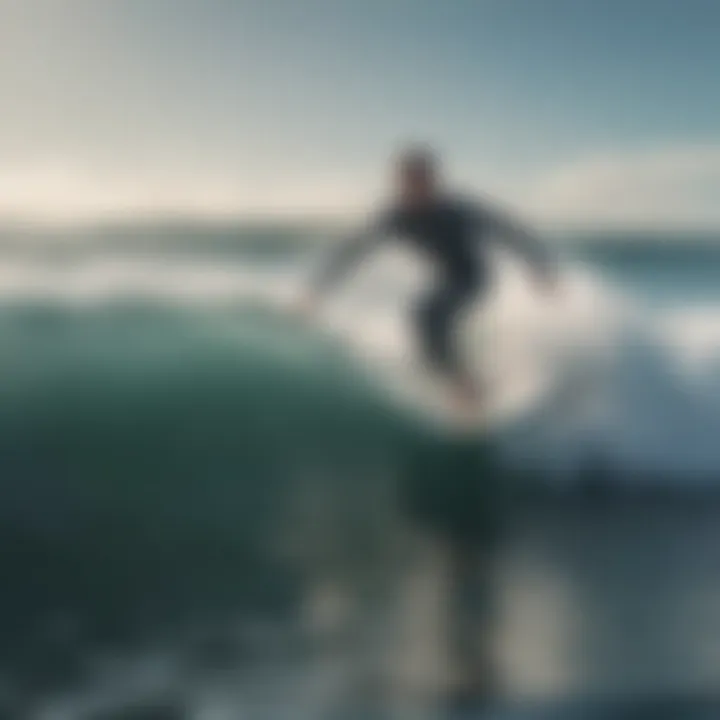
[{"x1": 3, "y1": 213, "x2": 720, "y2": 238}]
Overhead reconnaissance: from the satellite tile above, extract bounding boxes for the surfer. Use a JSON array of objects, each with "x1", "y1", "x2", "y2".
[{"x1": 299, "y1": 146, "x2": 557, "y2": 419}]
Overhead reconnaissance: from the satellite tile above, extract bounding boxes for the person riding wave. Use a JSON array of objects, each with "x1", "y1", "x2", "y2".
[{"x1": 299, "y1": 146, "x2": 557, "y2": 420}]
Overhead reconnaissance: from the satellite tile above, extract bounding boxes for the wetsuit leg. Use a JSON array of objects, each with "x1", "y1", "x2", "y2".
[{"x1": 414, "y1": 281, "x2": 476, "y2": 380}]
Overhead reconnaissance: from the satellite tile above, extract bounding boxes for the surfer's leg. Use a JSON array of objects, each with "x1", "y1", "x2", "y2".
[{"x1": 414, "y1": 283, "x2": 477, "y2": 399}]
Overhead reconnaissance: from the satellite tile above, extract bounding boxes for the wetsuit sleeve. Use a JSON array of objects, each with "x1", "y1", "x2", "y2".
[
  {"x1": 310, "y1": 210, "x2": 393, "y2": 294},
  {"x1": 476, "y1": 204, "x2": 556, "y2": 282}
]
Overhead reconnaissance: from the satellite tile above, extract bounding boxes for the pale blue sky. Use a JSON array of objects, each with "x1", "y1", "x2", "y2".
[{"x1": 2, "y1": 0, "x2": 720, "y2": 224}]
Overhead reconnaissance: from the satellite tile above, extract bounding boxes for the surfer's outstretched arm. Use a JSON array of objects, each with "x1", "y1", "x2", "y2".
[
  {"x1": 310, "y1": 212, "x2": 390, "y2": 295},
  {"x1": 478, "y1": 204, "x2": 557, "y2": 287}
]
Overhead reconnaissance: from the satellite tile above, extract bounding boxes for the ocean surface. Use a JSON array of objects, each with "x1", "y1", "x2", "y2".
[{"x1": 2, "y1": 222, "x2": 720, "y2": 718}]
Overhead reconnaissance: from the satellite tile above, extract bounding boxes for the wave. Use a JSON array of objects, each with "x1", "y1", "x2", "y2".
[
  {"x1": 0, "y1": 245, "x2": 717, "y2": 481},
  {"x1": 0, "y1": 242, "x2": 719, "y2": 709}
]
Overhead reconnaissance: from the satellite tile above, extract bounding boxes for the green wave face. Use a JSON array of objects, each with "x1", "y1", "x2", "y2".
[{"x1": 0, "y1": 302, "x2": 505, "y2": 659}]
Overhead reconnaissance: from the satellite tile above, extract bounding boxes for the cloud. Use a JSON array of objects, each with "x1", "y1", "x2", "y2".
[
  {"x1": 0, "y1": 161, "x2": 234, "y2": 222},
  {"x1": 524, "y1": 145, "x2": 720, "y2": 227},
  {"x1": 5, "y1": 144, "x2": 720, "y2": 228},
  {"x1": 0, "y1": 160, "x2": 368, "y2": 223}
]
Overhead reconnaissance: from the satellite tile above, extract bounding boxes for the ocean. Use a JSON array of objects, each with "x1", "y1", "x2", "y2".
[{"x1": 2, "y1": 222, "x2": 720, "y2": 718}]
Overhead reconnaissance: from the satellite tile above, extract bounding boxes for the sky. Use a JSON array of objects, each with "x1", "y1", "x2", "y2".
[{"x1": 2, "y1": 0, "x2": 720, "y2": 226}]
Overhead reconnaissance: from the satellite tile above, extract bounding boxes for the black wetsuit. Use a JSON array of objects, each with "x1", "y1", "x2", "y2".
[{"x1": 313, "y1": 195, "x2": 552, "y2": 382}]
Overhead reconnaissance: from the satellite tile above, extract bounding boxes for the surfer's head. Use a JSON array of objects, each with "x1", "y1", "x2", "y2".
[{"x1": 396, "y1": 145, "x2": 439, "y2": 206}]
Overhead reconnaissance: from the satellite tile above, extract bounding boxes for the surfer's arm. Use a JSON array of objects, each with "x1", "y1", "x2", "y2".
[
  {"x1": 310, "y1": 212, "x2": 390, "y2": 295},
  {"x1": 478, "y1": 204, "x2": 557, "y2": 286}
]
